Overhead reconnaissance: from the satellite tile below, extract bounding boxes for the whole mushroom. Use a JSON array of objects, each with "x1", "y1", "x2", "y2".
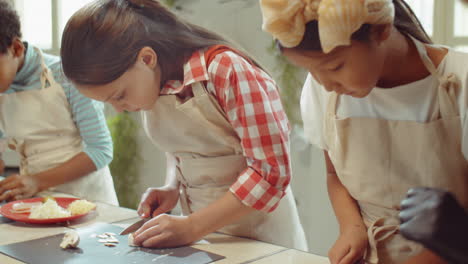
[{"x1": 60, "y1": 230, "x2": 80, "y2": 249}]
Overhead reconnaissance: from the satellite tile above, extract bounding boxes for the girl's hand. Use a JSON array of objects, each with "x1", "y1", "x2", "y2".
[
  {"x1": 137, "y1": 186, "x2": 180, "y2": 218},
  {"x1": 0, "y1": 174, "x2": 40, "y2": 201},
  {"x1": 132, "y1": 214, "x2": 199, "y2": 248},
  {"x1": 328, "y1": 225, "x2": 368, "y2": 264}
]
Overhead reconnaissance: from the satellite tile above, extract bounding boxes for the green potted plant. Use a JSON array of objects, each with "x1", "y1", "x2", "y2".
[
  {"x1": 268, "y1": 40, "x2": 305, "y2": 125},
  {"x1": 107, "y1": 112, "x2": 140, "y2": 209}
]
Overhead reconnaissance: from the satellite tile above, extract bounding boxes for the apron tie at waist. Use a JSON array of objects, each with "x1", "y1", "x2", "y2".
[{"x1": 366, "y1": 217, "x2": 399, "y2": 264}]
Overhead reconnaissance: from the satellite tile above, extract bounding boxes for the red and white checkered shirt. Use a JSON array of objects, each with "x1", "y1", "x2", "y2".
[{"x1": 162, "y1": 48, "x2": 291, "y2": 212}]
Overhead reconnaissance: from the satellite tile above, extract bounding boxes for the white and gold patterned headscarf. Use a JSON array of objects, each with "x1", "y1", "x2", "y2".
[{"x1": 260, "y1": 0, "x2": 395, "y2": 53}]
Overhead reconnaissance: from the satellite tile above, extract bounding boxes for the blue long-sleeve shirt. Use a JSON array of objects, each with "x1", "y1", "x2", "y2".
[{"x1": 1, "y1": 43, "x2": 113, "y2": 170}]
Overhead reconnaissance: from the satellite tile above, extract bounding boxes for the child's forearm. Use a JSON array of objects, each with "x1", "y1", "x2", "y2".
[
  {"x1": 327, "y1": 172, "x2": 365, "y2": 232},
  {"x1": 189, "y1": 191, "x2": 254, "y2": 238},
  {"x1": 402, "y1": 249, "x2": 447, "y2": 264},
  {"x1": 324, "y1": 151, "x2": 365, "y2": 232},
  {"x1": 32, "y1": 152, "x2": 97, "y2": 191}
]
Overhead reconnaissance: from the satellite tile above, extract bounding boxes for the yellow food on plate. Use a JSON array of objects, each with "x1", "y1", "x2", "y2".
[
  {"x1": 29, "y1": 199, "x2": 71, "y2": 219},
  {"x1": 67, "y1": 200, "x2": 96, "y2": 215}
]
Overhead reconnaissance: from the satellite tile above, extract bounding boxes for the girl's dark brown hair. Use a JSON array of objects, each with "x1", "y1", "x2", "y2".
[
  {"x1": 284, "y1": 0, "x2": 432, "y2": 52},
  {"x1": 61, "y1": 0, "x2": 252, "y2": 86}
]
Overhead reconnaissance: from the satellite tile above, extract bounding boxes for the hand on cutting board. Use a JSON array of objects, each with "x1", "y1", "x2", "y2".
[
  {"x1": 132, "y1": 214, "x2": 198, "y2": 248},
  {"x1": 0, "y1": 173, "x2": 40, "y2": 201},
  {"x1": 399, "y1": 187, "x2": 468, "y2": 264},
  {"x1": 328, "y1": 224, "x2": 368, "y2": 264},
  {"x1": 137, "y1": 186, "x2": 180, "y2": 218}
]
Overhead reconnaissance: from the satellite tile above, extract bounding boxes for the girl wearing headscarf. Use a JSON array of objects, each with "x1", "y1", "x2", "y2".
[{"x1": 260, "y1": 0, "x2": 468, "y2": 263}]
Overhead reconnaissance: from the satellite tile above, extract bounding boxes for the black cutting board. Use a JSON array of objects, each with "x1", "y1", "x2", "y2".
[{"x1": 0, "y1": 222, "x2": 225, "y2": 264}]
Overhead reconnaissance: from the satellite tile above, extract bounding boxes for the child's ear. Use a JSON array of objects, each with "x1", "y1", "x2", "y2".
[
  {"x1": 371, "y1": 24, "x2": 392, "y2": 45},
  {"x1": 11, "y1": 37, "x2": 25, "y2": 58},
  {"x1": 138, "y1": 46, "x2": 158, "y2": 70}
]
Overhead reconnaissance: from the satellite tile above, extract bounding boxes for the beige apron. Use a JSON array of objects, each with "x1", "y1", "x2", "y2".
[
  {"x1": 324, "y1": 37, "x2": 468, "y2": 263},
  {"x1": 0, "y1": 48, "x2": 118, "y2": 205},
  {"x1": 142, "y1": 81, "x2": 308, "y2": 251}
]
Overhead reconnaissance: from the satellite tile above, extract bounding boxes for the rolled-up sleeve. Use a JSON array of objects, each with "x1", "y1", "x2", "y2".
[{"x1": 208, "y1": 52, "x2": 291, "y2": 212}]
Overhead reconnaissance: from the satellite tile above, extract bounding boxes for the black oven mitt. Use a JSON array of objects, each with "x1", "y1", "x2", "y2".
[{"x1": 399, "y1": 187, "x2": 468, "y2": 264}]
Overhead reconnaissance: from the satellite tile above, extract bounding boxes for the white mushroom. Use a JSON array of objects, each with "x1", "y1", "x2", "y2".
[
  {"x1": 60, "y1": 230, "x2": 80, "y2": 249},
  {"x1": 128, "y1": 233, "x2": 137, "y2": 247}
]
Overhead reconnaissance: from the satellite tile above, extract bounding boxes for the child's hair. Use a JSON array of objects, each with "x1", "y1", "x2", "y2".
[
  {"x1": 284, "y1": 0, "x2": 432, "y2": 52},
  {"x1": 61, "y1": 0, "x2": 256, "y2": 86},
  {"x1": 0, "y1": 0, "x2": 22, "y2": 54}
]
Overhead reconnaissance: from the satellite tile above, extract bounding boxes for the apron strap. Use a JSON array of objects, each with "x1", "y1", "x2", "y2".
[
  {"x1": 326, "y1": 92, "x2": 339, "y2": 117},
  {"x1": 191, "y1": 82, "x2": 207, "y2": 97},
  {"x1": 324, "y1": 92, "x2": 339, "y2": 150},
  {"x1": 192, "y1": 45, "x2": 255, "y2": 98},
  {"x1": 411, "y1": 37, "x2": 440, "y2": 79},
  {"x1": 35, "y1": 47, "x2": 58, "y2": 90},
  {"x1": 410, "y1": 37, "x2": 460, "y2": 119}
]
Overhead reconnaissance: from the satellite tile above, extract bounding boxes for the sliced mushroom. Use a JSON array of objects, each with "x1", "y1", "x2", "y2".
[
  {"x1": 60, "y1": 230, "x2": 80, "y2": 249},
  {"x1": 105, "y1": 237, "x2": 119, "y2": 244},
  {"x1": 104, "y1": 243, "x2": 117, "y2": 247}
]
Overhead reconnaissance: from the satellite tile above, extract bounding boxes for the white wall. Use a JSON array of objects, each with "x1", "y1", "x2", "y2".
[{"x1": 134, "y1": 0, "x2": 338, "y2": 256}]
